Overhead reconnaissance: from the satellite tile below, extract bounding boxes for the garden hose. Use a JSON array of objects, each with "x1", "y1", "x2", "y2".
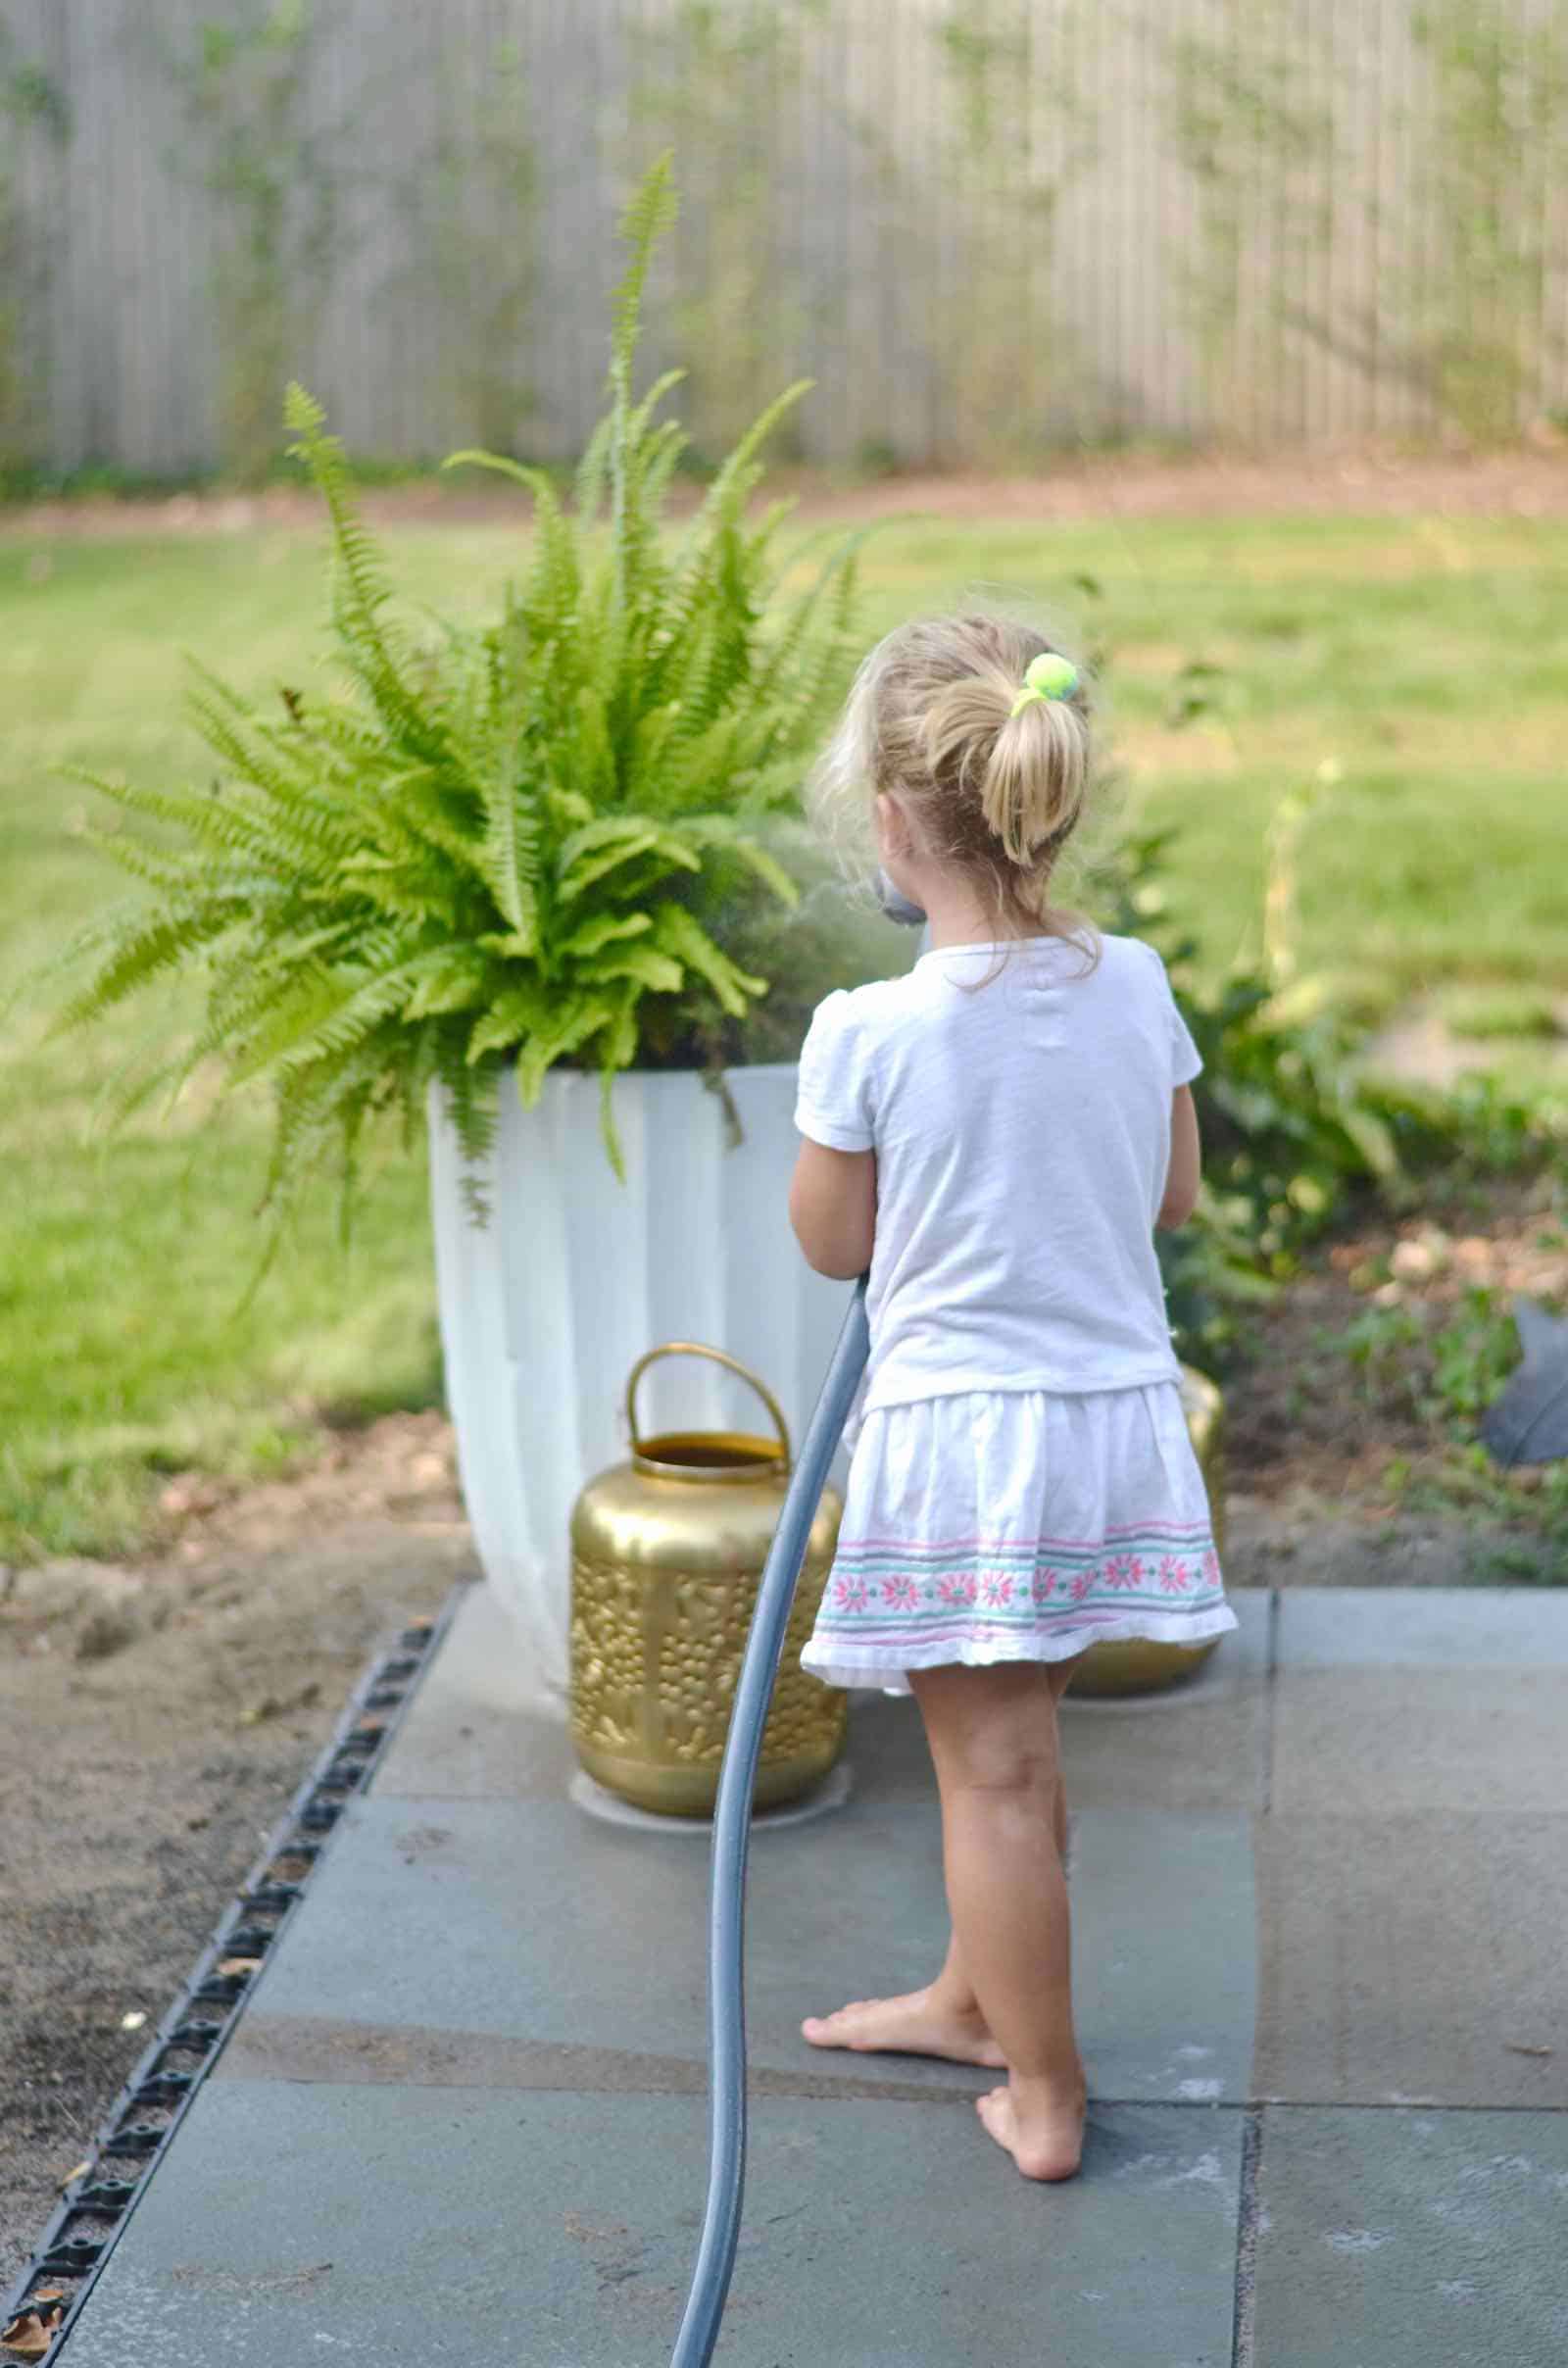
[{"x1": 668, "y1": 1276, "x2": 871, "y2": 2368}]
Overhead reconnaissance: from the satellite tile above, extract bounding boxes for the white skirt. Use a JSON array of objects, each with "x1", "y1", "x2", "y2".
[{"x1": 801, "y1": 1383, "x2": 1238, "y2": 1693}]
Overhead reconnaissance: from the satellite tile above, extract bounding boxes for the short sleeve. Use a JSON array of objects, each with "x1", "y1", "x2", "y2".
[
  {"x1": 1141, "y1": 941, "x2": 1203, "y2": 1087},
  {"x1": 795, "y1": 990, "x2": 874, "y2": 1153}
]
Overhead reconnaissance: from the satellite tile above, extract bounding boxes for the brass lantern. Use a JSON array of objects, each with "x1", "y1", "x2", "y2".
[
  {"x1": 569, "y1": 1345, "x2": 848, "y2": 1817},
  {"x1": 1066, "y1": 1365, "x2": 1228, "y2": 1699}
]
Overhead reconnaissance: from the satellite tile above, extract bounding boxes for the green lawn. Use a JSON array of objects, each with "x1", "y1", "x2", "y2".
[{"x1": 4, "y1": 504, "x2": 1567, "y2": 1559}]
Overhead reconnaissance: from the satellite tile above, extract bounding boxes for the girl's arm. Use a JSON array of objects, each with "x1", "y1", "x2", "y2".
[
  {"x1": 789, "y1": 1140, "x2": 877, "y2": 1279},
  {"x1": 1156, "y1": 1085, "x2": 1200, "y2": 1229}
]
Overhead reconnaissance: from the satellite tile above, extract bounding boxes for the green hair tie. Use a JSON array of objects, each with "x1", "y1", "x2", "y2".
[{"x1": 1009, "y1": 651, "x2": 1080, "y2": 717}]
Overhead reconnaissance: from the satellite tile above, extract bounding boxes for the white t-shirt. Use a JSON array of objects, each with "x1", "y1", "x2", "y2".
[{"x1": 794, "y1": 932, "x2": 1202, "y2": 1412}]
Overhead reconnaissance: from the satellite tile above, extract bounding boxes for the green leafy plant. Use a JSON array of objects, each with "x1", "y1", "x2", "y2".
[
  {"x1": 41, "y1": 160, "x2": 862, "y2": 1231},
  {"x1": 1335, "y1": 1286, "x2": 1536, "y2": 1433},
  {"x1": 1425, "y1": 1287, "x2": 1524, "y2": 1427},
  {"x1": 1338, "y1": 1300, "x2": 1427, "y2": 1409}
]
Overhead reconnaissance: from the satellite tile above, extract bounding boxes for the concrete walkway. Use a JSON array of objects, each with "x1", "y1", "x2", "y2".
[{"x1": 59, "y1": 1581, "x2": 1568, "y2": 2366}]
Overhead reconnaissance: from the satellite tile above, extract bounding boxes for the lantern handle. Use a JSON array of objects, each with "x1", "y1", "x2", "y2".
[{"x1": 625, "y1": 1343, "x2": 793, "y2": 1472}]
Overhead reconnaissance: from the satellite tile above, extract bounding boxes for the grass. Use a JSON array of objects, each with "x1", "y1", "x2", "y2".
[{"x1": 3, "y1": 502, "x2": 1568, "y2": 1558}]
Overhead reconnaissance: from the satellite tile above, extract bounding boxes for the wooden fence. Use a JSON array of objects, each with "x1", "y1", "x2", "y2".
[{"x1": 4, "y1": 0, "x2": 1567, "y2": 475}]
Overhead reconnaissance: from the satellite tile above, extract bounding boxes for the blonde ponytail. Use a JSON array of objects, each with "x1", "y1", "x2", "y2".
[{"x1": 980, "y1": 693, "x2": 1090, "y2": 863}]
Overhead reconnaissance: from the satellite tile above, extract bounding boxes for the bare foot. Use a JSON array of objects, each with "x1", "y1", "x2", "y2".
[
  {"x1": 801, "y1": 1988, "x2": 1006, "y2": 2069},
  {"x1": 975, "y1": 2076, "x2": 1087, "y2": 2182}
]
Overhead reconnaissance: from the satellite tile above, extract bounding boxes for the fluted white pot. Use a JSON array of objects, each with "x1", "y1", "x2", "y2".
[{"x1": 427, "y1": 1063, "x2": 855, "y2": 1704}]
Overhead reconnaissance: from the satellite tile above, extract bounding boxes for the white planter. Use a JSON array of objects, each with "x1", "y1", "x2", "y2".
[{"x1": 427, "y1": 1062, "x2": 857, "y2": 1704}]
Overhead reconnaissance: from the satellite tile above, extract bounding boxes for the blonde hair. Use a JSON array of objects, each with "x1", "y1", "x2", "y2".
[{"x1": 809, "y1": 611, "x2": 1097, "y2": 939}]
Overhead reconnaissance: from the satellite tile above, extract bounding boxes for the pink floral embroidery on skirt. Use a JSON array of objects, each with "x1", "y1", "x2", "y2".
[{"x1": 1103, "y1": 1554, "x2": 1144, "y2": 1590}]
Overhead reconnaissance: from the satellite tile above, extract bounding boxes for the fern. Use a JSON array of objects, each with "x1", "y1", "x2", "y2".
[{"x1": 36, "y1": 159, "x2": 864, "y2": 1234}]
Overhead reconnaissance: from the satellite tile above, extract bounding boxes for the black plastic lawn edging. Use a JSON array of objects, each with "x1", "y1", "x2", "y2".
[{"x1": 0, "y1": 1578, "x2": 471, "y2": 2363}]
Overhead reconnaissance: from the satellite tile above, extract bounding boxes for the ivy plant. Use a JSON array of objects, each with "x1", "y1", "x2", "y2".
[{"x1": 43, "y1": 160, "x2": 862, "y2": 1227}]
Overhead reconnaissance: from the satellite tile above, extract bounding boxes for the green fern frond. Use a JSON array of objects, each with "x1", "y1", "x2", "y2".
[
  {"x1": 688, "y1": 380, "x2": 814, "y2": 536},
  {"x1": 556, "y1": 817, "x2": 705, "y2": 903},
  {"x1": 678, "y1": 816, "x2": 801, "y2": 905},
  {"x1": 270, "y1": 957, "x2": 435, "y2": 1080},
  {"x1": 651, "y1": 904, "x2": 766, "y2": 1018},
  {"x1": 558, "y1": 912, "x2": 654, "y2": 959},
  {"x1": 466, "y1": 985, "x2": 551, "y2": 1066},
  {"x1": 611, "y1": 154, "x2": 679, "y2": 405},
  {"x1": 444, "y1": 451, "x2": 581, "y2": 626},
  {"x1": 55, "y1": 899, "x2": 245, "y2": 1032},
  {"x1": 475, "y1": 772, "x2": 540, "y2": 948},
  {"x1": 79, "y1": 822, "x2": 217, "y2": 897},
  {"x1": 577, "y1": 944, "x2": 684, "y2": 995},
  {"x1": 515, "y1": 996, "x2": 619, "y2": 1107},
  {"x1": 572, "y1": 411, "x2": 615, "y2": 520},
  {"x1": 286, "y1": 382, "x2": 455, "y2": 771},
  {"x1": 402, "y1": 949, "x2": 498, "y2": 1020}
]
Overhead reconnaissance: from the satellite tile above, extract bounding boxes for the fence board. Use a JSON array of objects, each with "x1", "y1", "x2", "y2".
[{"x1": 4, "y1": 0, "x2": 1566, "y2": 475}]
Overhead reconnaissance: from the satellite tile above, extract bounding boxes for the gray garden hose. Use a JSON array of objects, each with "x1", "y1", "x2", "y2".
[{"x1": 668, "y1": 1276, "x2": 871, "y2": 2368}]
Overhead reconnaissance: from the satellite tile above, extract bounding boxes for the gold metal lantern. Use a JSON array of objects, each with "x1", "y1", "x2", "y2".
[
  {"x1": 1066, "y1": 1365, "x2": 1228, "y2": 1699},
  {"x1": 569, "y1": 1344, "x2": 848, "y2": 1817}
]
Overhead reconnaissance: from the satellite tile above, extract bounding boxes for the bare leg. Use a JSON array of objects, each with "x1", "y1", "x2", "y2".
[
  {"x1": 803, "y1": 1656, "x2": 1078, "y2": 2073},
  {"x1": 912, "y1": 1659, "x2": 1086, "y2": 2182}
]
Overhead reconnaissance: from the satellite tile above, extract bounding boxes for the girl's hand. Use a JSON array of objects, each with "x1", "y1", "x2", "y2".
[
  {"x1": 789, "y1": 1140, "x2": 877, "y2": 1278},
  {"x1": 1156, "y1": 1085, "x2": 1200, "y2": 1229}
]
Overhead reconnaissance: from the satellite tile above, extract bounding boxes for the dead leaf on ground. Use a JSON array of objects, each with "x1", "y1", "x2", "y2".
[
  {"x1": 218, "y1": 1957, "x2": 263, "y2": 1978},
  {"x1": 56, "y1": 2159, "x2": 91, "y2": 2191},
  {"x1": 3, "y1": 2294, "x2": 65, "y2": 2360},
  {"x1": 1503, "y1": 2042, "x2": 1555, "y2": 2057}
]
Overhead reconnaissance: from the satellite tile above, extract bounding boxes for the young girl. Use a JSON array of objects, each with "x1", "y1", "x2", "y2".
[{"x1": 787, "y1": 612, "x2": 1238, "y2": 2186}]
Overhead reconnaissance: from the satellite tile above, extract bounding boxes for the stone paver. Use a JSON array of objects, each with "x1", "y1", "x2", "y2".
[
  {"x1": 1250, "y1": 2106, "x2": 1568, "y2": 2368},
  {"x1": 1275, "y1": 1586, "x2": 1568, "y2": 1667},
  {"x1": 1272, "y1": 1668, "x2": 1568, "y2": 1811},
  {"x1": 1254, "y1": 1812, "x2": 1568, "y2": 2108},
  {"x1": 61, "y1": 2083, "x2": 1244, "y2": 2368}
]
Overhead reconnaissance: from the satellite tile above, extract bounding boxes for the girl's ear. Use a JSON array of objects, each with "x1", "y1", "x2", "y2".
[{"x1": 875, "y1": 791, "x2": 914, "y2": 861}]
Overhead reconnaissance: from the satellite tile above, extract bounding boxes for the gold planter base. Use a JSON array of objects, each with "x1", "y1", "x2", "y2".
[
  {"x1": 1063, "y1": 1634, "x2": 1220, "y2": 1699},
  {"x1": 573, "y1": 1731, "x2": 846, "y2": 1821},
  {"x1": 570, "y1": 1345, "x2": 849, "y2": 1820}
]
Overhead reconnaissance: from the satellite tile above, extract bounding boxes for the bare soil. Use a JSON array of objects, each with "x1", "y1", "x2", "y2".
[
  {"x1": 0, "y1": 1414, "x2": 469, "y2": 2294},
  {"x1": 1221, "y1": 1171, "x2": 1568, "y2": 1589},
  {"x1": 4, "y1": 1180, "x2": 1565, "y2": 2291},
  {"x1": 7, "y1": 444, "x2": 1568, "y2": 544}
]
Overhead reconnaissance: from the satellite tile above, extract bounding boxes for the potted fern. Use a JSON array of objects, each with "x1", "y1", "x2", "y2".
[{"x1": 47, "y1": 162, "x2": 901, "y2": 1694}]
